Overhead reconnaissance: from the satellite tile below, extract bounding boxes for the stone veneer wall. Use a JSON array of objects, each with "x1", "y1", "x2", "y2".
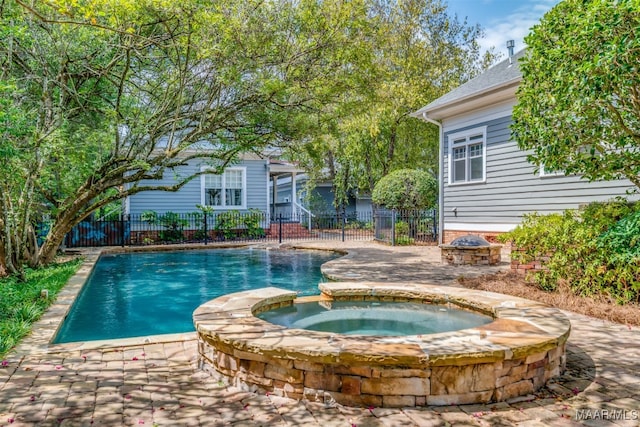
[
  {"x1": 196, "y1": 294, "x2": 567, "y2": 408},
  {"x1": 440, "y1": 245, "x2": 502, "y2": 265},
  {"x1": 200, "y1": 336, "x2": 565, "y2": 408},
  {"x1": 510, "y1": 245, "x2": 549, "y2": 275}
]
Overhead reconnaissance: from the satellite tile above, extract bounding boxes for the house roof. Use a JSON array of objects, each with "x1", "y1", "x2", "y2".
[
  {"x1": 412, "y1": 49, "x2": 525, "y2": 120},
  {"x1": 269, "y1": 159, "x2": 306, "y2": 176}
]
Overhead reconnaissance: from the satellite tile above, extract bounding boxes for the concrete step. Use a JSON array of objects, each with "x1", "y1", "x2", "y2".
[{"x1": 267, "y1": 222, "x2": 312, "y2": 238}]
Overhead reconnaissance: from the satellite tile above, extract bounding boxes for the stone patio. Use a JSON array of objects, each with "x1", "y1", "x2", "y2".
[{"x1": 1, "y1": 241, "x2": 639, "y2": 426}]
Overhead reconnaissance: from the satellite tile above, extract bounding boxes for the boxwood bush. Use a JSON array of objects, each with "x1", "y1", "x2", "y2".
[{"x1": 371, "y1": 169, "x2": 437, "y2": 210}]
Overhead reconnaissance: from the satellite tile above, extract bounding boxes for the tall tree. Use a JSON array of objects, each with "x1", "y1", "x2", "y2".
[
  {"x1": 0, "y1": 0, "x2": 359, "y2": 275},
  {"x1": 292, "y1": 0, "x2": 494, "y2": 209},
  {"x1": 512, "y1": 0, "x2": 640, "y2": 189}
]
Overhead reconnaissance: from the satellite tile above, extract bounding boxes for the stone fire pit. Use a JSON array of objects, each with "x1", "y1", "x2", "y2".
[{"x1": 441, "y1": 234, "x2": 502, "y2": 265}]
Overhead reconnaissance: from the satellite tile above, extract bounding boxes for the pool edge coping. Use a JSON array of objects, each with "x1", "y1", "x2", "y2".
[
  {"x1": 193, "y1": 283, "x2": 572, "y2": 366},
  {"x1": 8, "y1": 242, "x2": 343, "y2": 357}
]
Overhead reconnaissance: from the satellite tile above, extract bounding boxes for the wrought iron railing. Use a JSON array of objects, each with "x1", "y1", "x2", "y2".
[{"x1": 62, "y1": 208, "x2": 437, "y2": 247}]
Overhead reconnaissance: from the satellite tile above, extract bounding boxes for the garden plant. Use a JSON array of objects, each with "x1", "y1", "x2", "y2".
[{"x1": 500, "y1": 199, "x2": 640, "y2": 304}]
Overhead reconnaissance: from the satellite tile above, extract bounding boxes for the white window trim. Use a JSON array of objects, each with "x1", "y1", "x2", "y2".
[
  {"x1": 539, "y1": 164, "x2": 565, "y2": 178},
  {"x1": 200, "y1": 166, "x2": 247, "y2": 210},
  {"x1": 447, "y1": 126, "x2": 487, "y2": 186}
]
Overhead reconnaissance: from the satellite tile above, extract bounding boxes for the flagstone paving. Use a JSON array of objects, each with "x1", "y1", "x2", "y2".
[{"x1": 1, "y1": 241, "x2": 639, "y2": 426}]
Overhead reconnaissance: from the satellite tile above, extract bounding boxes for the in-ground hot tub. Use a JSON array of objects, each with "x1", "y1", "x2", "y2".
[
  {"x1": 257, "y1": 300, "x2": 494, "y2": 336},
  {"x1": 194, "y1": 282, "x2": 570, "y2": 407}
]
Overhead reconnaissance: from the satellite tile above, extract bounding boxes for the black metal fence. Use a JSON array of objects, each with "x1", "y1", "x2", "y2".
[
  {"x1": 63, "y1": 209, "x2": 437, "y2": 248},
  {"x1": 373, "y1": 209, "x2": 438, "y2": 245}
]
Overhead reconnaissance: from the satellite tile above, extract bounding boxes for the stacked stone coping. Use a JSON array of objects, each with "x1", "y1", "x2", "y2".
[
  {"x1": 193, "y1": 282, "x2": 570, "y2": 408},
  {"x1": 440, "y1": 243, "x2": 502, "y2": 265}
]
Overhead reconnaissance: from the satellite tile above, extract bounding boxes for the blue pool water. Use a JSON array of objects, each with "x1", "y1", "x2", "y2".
[{"x1": 53, "y1": 248, "x2": 339, "y2": 343}]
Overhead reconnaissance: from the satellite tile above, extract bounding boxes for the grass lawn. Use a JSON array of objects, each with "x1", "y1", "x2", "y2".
[{"x1": 0, "y1": 258, "x2": 82, "y2": 358}]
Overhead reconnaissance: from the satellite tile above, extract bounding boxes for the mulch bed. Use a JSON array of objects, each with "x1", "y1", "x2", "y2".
[{"x1": 457, "y1": 271, "x2": 640, "y2": 326}]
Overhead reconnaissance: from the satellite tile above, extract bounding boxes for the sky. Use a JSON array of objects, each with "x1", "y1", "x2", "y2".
[{"x1": 446, "y1": 0, "x2": 561, "y2": 58}]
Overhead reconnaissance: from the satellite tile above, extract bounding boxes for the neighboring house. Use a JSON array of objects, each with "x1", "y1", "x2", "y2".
[
  {"x1": 272, "y1": 174, "x2": 373, "y2": 219},
  {"x1": 307, "y1": 182, "x2": 372, "y2": 219},
  {"x1": 412, "y1": 47, "x2": 638, "y2": 244},
  {"x1": 267, "y1": 160, "x2": 307, "y2": 219},
  {"x1": 126, "y1": 153, "x2": 304, "y2": 219}
]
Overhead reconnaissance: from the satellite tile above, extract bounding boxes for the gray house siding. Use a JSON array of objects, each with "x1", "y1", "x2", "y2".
[
  {"x1": 128, "y1": 159, "x2": 268, "y2": 215},
  {"x1": 443, "y1": 115, "x2": 637, "y2": 227}
]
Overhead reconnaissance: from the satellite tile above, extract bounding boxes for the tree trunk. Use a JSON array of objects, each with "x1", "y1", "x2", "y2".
[
  {"x1": 0, "y1": 242, "x2": 7, "y2": 277},
  {"x1": 384, "y1": 124, "x2": 398, "y2": 177},
  {"x1": 38, "y1": 217, "x2": 74, "y2": 266}
]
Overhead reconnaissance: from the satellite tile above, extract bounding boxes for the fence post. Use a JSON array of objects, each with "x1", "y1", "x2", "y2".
[
  {"x1": 203, "y1": 212, "x2": 208, "y2": 245},
  {"x1": 432, "y1": 209, "x2": 437, "y2": 242},
  {"x1": 391, "y1": 209, "x2": 396, "y2": 246},
  {"x1": 341, "y1": 213, "x2": 346, "y2": 242},
  {"x1": 120, "y1": 215, "x2": 126, "y2": 247},
  {"x1": 278, "y1": 213, "x2": 283, "y2": 244}
]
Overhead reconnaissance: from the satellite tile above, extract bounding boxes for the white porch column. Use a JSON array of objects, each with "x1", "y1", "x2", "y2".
[
  {"x1": 272, "y1": 175, "x2": 278, "y2": 219},
  {"x1": 291, "y1": 172, "x2": 297, "y2": 218}
]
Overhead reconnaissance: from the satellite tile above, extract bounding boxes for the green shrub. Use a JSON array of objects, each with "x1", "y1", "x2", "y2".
[
  {"x1": 394, "y1": 236, "x2": 415, "y2": 245},
  {"x1": 393, "y1": 221, "x2": 414, "y2": 245},
  {"x1": 157, "y1": 212, "x2": 188, "y2": 242},
  {"x1": 245, "y1": 209, "x2": 266, "y2": 238},
  {"x1": 214, "y1": 209, "x2": 265, "y2": 240},
  {"x1": 346, "y1": 219, "x2": 373, "y2": 231},
  {"x1": 500, "y1": 200, "x2": 640, "y2": 303},
  {"x1": 141, "y1": 210, "x2": 158, "y2": 224},
  {"x1": 188, "y1": 211, "x2": 207, "y2": 240},
  {"x1": 192, "y1": 205, "x2": 216, "y2": 240},
  {"x1": 395, "y1": 220, "x2": 409, "y2": 236},
  {"x1": 372, "y1": 169, "x2": 437, "y2": 210},
  {"x1": 598, "y1": 210, "x2": 640, "y2": 261},
  {"x1": 141, "y1": 210, "x2": 187, "y2": 242},
  {"x1": 595, "y1": 210, "x2": 640, "y2": 302},
  {"x1": 215, "y1": 210, "x2": 242, "y2": 240}
]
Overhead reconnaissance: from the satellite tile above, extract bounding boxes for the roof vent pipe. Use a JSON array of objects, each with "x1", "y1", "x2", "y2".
[{"x1": 507, "y1": 40, "x2": 515, "y2": 64}]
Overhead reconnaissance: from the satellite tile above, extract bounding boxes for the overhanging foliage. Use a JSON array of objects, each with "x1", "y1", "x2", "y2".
[{"x1": 512, "y1": 0, "x2": 640, "y2": 189}]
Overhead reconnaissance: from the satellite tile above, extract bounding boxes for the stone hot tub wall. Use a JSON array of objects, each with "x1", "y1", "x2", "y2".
[{"x1": 193, "y1": 283, "x2": 570, "y2": 408}]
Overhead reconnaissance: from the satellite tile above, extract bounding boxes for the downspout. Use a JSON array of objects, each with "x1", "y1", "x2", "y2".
[{"x1": 421, "y1": 112, "x2": 444, "y2": 245}]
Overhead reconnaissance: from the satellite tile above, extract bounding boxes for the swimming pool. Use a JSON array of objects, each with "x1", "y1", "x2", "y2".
[{"x1": 53, "y1": 248, "x2": 339, "y2": 343}]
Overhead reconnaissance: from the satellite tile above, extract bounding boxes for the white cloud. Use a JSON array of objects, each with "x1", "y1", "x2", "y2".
[{"x1": 478, "y1": 0, "x2": 558, "y2": 57}]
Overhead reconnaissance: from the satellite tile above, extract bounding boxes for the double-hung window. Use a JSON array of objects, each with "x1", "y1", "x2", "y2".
[
  {"x1": 448, "y1": 127, "x2": 486, "y2": 184},
  {"x1": 201, "y1": 167, "x2": 246, "y2": 209}
]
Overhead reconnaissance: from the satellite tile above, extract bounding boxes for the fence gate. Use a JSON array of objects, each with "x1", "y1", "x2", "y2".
[{"x1": 373, "y1": 208, "x2": 437, "y2": 246}]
